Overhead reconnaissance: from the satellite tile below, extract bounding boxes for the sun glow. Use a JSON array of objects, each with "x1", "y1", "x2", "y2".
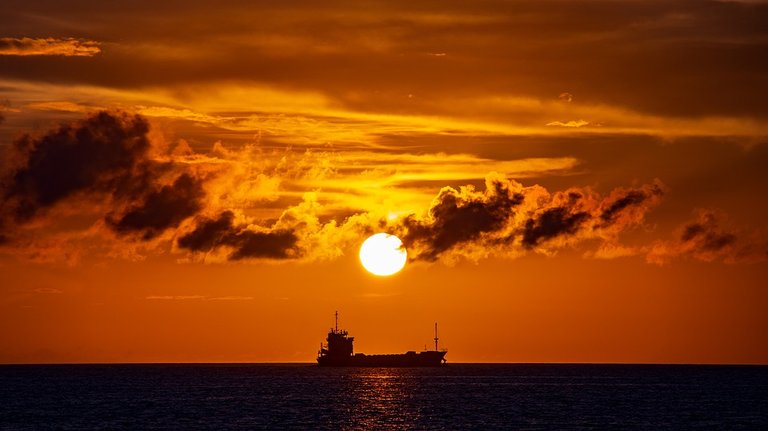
[{"x1": 359, "y1": 233, "x2": 408, "y2": 276}]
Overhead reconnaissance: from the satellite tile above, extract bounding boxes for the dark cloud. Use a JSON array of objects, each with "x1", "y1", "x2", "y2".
[
  {"x1": 522, "y1": 207, "x2": 589, "y2": 248},
  {"x1": 522, "y1": 183, "x2": 664, "y2": 250},
  {"x1": 228, "y1": 230, "x2": 298, "y2": 260},
  {"x1": 0, "y1": 111, "x2": 208, "y2": 241},
  {"x1": 1, "y1": 1, "x2": 766, "y2": 118},
  {"x1": 600, "y1": 184, "x2": 663, "y2": 226},
  {"x1": 107, "y1": 173, "x2": 205, "y2": 240},
  {"x1": 396, "y1": 176, "x2": 524, "y2": 261},
  {"x1": 177, "y1": 210, "x2": 236, "y2": 252},
  {"x1": 178, "y1": 211, "x2": 298, "y2": 260},
  {"x1": 1, "y1": 111, "x2": 151, "y2": 222},
  {"x1": 681, "y1": 223, "x2": 705, "y2": 242},
  {"x1": 395, "y1": 175, "x2": 664, "y2": 262},
  {"x1": 648, "y1": 210, "x2": 767, "y2": 264},
  {"x1": 0, "y1": 111, "x2": 306, "y2": 259},
  {"x1": 679, "y1": 211, "x2": 738, "y2": 252}
]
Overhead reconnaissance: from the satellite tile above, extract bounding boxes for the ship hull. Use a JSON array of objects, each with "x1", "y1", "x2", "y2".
[{"x1": 317, "y1": 351, "x2": 446, "y2": 367}]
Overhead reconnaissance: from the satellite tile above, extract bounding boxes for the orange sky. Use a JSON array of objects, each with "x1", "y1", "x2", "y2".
[{"x1": 1, "y1": 0, "x2": 767, "y2": 364}]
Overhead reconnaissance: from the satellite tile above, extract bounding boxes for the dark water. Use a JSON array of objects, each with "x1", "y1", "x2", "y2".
[{"x1": 1, "y1": 364, "x2": 767, "y2": 430}]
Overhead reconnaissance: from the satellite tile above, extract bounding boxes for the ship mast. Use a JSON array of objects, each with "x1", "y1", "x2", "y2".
[
  {"x1": 335, "y1": 310, "x2": 339, "y2": 332},
  {"x1": 434, "y1": 322, "x2": 439, "y2": 351}
]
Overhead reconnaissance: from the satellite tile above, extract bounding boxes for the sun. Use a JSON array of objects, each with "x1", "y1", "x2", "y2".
[{"x1": 359, "y1": 233, "x2": 408, "y2": 276}]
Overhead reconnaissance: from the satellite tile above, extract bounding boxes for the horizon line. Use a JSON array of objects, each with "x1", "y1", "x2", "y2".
[{"x1": 2, "y1": 361, "x2": 766, "y2": 366}]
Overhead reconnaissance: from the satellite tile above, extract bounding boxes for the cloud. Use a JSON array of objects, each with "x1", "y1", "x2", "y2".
[
  {"x1": 1, "y1": 111, "x2": 152, "y2": 223},
  {"x1": 0, "y1": 37, "x2": 100, "y2": 57},
  {"x1": 0, "y1": 111, "x2": 368, "y2": 262},
  {"x1": 106, "y1": 173, "x2": 206, "y2": 240},
  {"x1": 208, "y1": 296, "x2": 254, "y2": 301},
  {"x1": 647, "y1": 210, "x2": 768, "y2": 264},
  {"x1": 146, "y1": 295, "x2": 205, "y2": 300},
  {"x1": 0, "y1": 111, "x2": 209, "y2": 242},
  {"x1": 396, "y1": 175, "x2": 524, "y2": 261},
  {"x1": 1, "y1": 110, "x2": 724, "y2": 267},
  {"x1": 600, "y1": 190, "x2": 651, "y2": 225},
  {"x1": 546, "y1": 120, "x2": 594, "y2": 128},
  {"x1": 25, "y1": 101, "x2": 89, "y2": 113},
  {"x1": 3, "y1": 78, "x2": 766, "y2": 153},
  {"x1": 598, "y1": 183, "x2": 665, "y2": 229},
  {"x1": 145, "y1": 295, "x2": 253, "y2": 301},
  {"x1": 522, "y1": 206, "x2": 590, "y2": 248},
  {"x1": 521, "y1": 181, "x2": 664, "y2": 251},
  {"x1": 177, "y1": 210, "x2": 299, "y2": 260},
  {"x1": 394, "y1": 174, "x2": 665, "y2": 262},
  {"x1": 34, "y1": 287, "x2": 62, "y2": 294},
  {"x1": 675, "y1": 211, "x2": 739, "y2": 256},
  {"x1": 0, "y1": 102, "x2": 21, "y2": 126},
  {"x1": 2, "y1": 0, "x2": 768, "y2": 128},
  {"x1": 588, "y1": 242, "x2": 640, "y2": 260}
]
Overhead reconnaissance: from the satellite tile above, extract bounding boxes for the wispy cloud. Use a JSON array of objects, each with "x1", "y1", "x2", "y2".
[
  {"x1": 145, "y1": 295, "x2": 205, "y2": 300},
  {"x1": 546, "y1": 120, "x2": 595, "y2": 128},
  {"x1": 2, "y1": 79, "x2": 766, "y2": 147},
  {"x1": 25, "y1": 101, "x2": 90, "y2": 113},
  {"x1": 34, "y1": 287, "x2": 63, "y2": 294},
  {"x1": 0, "y1": 37, "x2": 100, "y2": 57},
  {"x1": 145, "y1": 295, "x2": 253, "y2": 301},
  {"x1": 208, "y1": 296, "x2": 254, "y2": 301}
]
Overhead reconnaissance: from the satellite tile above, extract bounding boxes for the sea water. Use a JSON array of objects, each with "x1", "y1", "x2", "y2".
[{"x1": 1, "y1": 364, "x2": 766, "y2": 429}]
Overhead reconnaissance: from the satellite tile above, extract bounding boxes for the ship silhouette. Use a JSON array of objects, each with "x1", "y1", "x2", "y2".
[{"x1": 317, "y1": 312, "x2": 447, "y2": 367}]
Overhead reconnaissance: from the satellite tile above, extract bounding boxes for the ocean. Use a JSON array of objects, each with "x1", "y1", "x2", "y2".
[{"x1": 1, "y1": 364, "x2": 766, "y2": 430}]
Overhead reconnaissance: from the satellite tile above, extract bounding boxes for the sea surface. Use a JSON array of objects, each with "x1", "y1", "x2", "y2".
[{"x1": 1, "y1": 364, "x2": 766, "y2": 430}]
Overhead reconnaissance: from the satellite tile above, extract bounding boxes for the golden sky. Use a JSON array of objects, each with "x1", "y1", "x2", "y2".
[{"x1": 1, "y1": 0, "x2": 767, "y2": 364}]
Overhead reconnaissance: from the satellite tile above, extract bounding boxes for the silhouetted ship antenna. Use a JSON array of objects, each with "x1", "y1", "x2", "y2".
[
  {"x1": 317, "y1": 312, "x2": 447, "y2": 367},
  {"x1": 434, "y1": 322, "x2": 439, "y2": 352}
]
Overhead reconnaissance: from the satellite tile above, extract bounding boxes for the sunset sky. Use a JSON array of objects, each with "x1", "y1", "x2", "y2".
[{"x1": 1, "y1": 0, "x2": 767, "y2": 364}]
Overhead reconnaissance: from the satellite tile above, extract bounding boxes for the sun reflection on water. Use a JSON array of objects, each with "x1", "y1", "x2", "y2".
[{"x1": 344, "y1": 369, "x2": 424, "y2": 429}]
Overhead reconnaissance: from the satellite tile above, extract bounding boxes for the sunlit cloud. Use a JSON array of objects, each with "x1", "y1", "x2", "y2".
[
  {"x1": 2, "y1": 79, "x2": 766, "y2": 149},
  {"x1": 3, "y1": 110, "x2": 765, "y2": 267},
  {"x1": 546, "y1": 120, "x2": 594, "y2": 128}
]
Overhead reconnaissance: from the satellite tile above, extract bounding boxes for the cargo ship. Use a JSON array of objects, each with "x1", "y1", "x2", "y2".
[{"x1": 317, "y1": 312, "x2": 447, "y2": 367}]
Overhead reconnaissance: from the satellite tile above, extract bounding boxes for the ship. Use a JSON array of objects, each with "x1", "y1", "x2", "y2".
[{"x1": 317, "y1": 312, "x2": 447, "y2": 367}]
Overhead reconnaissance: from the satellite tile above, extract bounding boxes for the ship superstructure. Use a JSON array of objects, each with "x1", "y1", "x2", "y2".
[{"x1": 317, "y1": 312, "x2": 447, "y2": 367}]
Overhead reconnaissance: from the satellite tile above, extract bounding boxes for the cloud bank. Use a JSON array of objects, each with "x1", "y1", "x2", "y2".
[
  {"x1": 0, "y1": 111, "x2": 305, "y2": 261},
  {"x1": 0, "y1": 111, "x2": 761, "y2": 266}
]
